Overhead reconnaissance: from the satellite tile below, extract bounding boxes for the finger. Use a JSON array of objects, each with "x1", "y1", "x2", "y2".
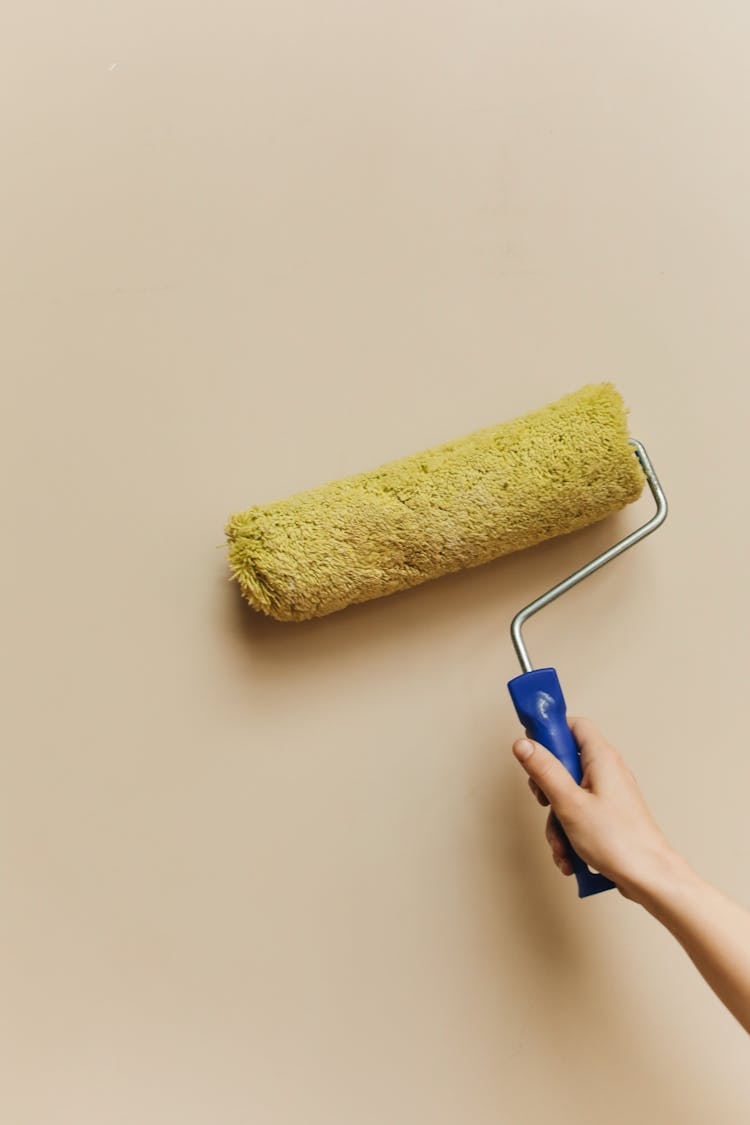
[
  {"x1": 551, "y1": 849, "x2": 574, "y2": 876},
  {"x1": 545, "y1": 811, "x2": 570, "y2": 860},
  {"x1": 547, "y1": 813, "x2": 575, "y2": 877},
  {"x1": 567, "y1": 715, "x2": 618, "y2": 776},
  {"x1": 512, "y1": 738, "x2": 582, "y2": 815},
  {"x1": 528, "y1": 777, "x2": 550, "y2": 807}
]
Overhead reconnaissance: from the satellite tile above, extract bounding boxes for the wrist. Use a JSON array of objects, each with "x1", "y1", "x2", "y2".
[{"x1": 618, "y1": 845, "x2": 697, "y2": 912}]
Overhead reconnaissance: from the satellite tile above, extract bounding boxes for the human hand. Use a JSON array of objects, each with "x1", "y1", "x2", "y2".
[{"x1": 512, "y1": 717, "x2": 675, "y2": 901}]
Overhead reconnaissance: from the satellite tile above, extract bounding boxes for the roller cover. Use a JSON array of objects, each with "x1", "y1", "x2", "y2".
[{"x1": 226, "y1": 383, "x2": 644, "y2": 621}]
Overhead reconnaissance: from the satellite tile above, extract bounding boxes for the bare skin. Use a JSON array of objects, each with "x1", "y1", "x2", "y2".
[{"x1": 512, "y1": 717, "x2": 750, "y2": 1035}]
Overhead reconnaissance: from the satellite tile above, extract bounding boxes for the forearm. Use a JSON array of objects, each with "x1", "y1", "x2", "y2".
[{"x1": 626, "y1": 851, "x2": 750, "y2": 1034}]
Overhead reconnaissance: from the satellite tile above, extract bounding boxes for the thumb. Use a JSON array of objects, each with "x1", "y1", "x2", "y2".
[{"x1": 512, "y1": 737, "x2": 582, "y2": 814}]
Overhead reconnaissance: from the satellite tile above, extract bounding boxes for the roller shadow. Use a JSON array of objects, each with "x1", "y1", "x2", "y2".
[{"x1": 221, "y1": 499, "x2": 656, "y2": 689}]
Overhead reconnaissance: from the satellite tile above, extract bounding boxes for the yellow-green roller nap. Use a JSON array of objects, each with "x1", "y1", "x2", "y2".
[{"x1": 226, "y1": 383, "x2": 645, "y2": 621}]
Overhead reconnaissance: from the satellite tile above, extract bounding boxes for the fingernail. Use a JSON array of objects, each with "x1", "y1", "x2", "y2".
[{"x1": 513, "y1": 739, "x2": 534, "y2": 762}]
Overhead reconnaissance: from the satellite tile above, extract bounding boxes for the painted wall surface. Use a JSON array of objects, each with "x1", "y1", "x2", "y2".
[{"x1": 4, "y1": 4, "x2": 749, "y2": 1121}]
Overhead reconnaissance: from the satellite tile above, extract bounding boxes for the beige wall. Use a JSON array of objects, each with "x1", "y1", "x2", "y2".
[{"x1": 4, "y1": 3, "x2": 749, "y2": 1122}]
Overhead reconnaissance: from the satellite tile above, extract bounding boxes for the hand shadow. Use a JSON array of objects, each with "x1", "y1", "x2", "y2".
[{"x1": 473, "y1": 731, "x2": 737, "y2": 1121}]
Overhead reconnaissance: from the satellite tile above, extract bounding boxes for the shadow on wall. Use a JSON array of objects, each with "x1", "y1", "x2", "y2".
[
  {"x1": 474, "y1": 751, "x2": 735, "y2": 1121},
  {"x1": 221, "y1": 501, "x2": 657, "y2": 694},
  {"x1": 219, "y1": 501, "x2": 736, "y2": 1119}
]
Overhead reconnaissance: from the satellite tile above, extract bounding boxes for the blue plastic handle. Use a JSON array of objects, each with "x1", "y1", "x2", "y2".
[{"x1": 507, "y1": 667, "x2": 615, "y2": 898}]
